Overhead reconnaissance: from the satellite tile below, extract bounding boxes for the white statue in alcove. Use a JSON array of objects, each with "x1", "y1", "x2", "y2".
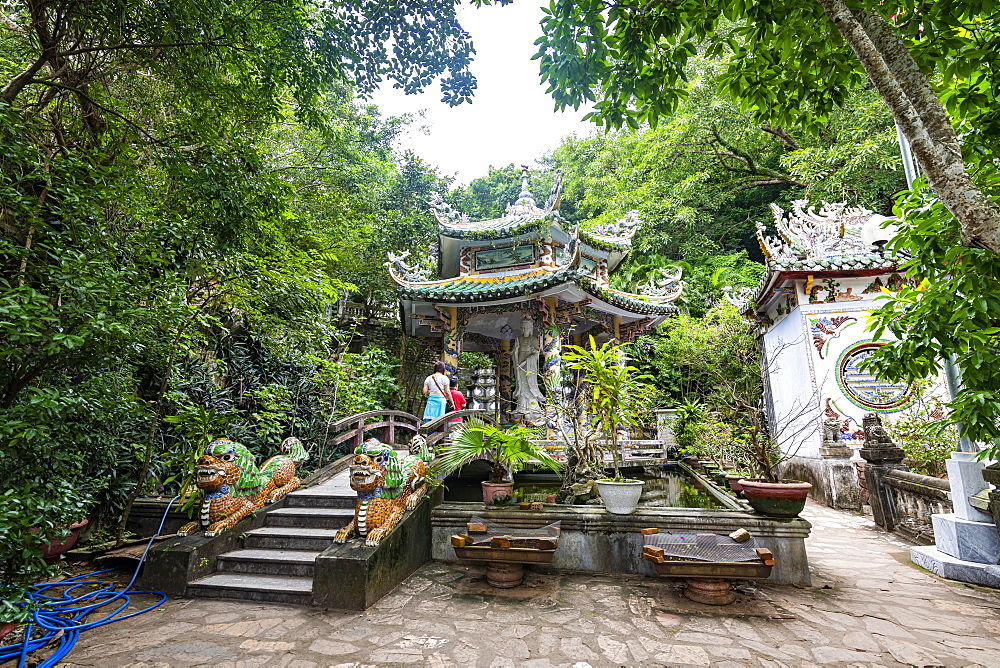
[{"x1": 512, "y1": 316, "x2": 545, "y2": 424}]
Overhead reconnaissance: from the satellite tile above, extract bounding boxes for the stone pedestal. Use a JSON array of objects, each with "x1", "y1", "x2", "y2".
[
  {"x1": 947, "y1": 452, "x2": 993, "y2": 522},
  {"x1": 859, "y1": 443, "x2": 907, "y2": 532},
  {"x1": 932, "y1": 513, "x2": 1000, "y2": 564},
  {"x1": 911, "y1": 545, "x2": 1000, "y2": 589}
]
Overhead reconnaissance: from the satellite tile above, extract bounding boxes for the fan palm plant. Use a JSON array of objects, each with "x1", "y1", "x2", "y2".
[{"x1": 435, "y1": 418, "x2": 562, "y2": 483}]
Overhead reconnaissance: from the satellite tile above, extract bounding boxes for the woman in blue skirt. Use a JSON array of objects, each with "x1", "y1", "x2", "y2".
[{"x1": 422, "y1": 361, "x2": 453, "y2": 422}]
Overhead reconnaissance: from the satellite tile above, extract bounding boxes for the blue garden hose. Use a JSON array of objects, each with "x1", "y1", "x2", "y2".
[{"x1": 1, "y1": 496, "x2": 179, "y2": 667}]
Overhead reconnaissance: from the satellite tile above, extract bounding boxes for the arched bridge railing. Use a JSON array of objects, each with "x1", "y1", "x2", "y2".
[
  {"x1": 419, "y1": 410, "x2": 497, "y2": 451},
  {"x1": 326, "y1": 410, "x2": 422, "y2": 450},
  {"x1": 324, "y1": 408, "x2": 496, "y2": 454}
]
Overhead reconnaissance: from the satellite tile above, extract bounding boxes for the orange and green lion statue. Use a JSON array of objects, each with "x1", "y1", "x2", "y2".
[
  {"x1": 179, "y1": 436, "x2": 308, "y2": 537},
  {"x1": 334, "y1": 435, "x2": 432, "y2": 546}
]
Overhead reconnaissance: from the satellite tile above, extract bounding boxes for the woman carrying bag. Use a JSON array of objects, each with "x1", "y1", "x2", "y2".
[{"x1": 422, "y1": 361, "x2": 455, "y2": 423}]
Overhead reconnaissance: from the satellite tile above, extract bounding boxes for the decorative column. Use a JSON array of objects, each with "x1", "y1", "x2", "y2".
[
  {"x1": 441, "y1": 306, "x2": 461, "y2": 376},
  {"x1": 858, "y1": 413, "x2": 908, "y2": 532},
  {"x1": 499, "y1": 339, "x2": 513, "y2": 420},
  {"x1": 540, "y1": 298, "x2": 563, "y2": 391},
  {"x1": 539, "y1": 298, "x2": 563, "y2": 439}
]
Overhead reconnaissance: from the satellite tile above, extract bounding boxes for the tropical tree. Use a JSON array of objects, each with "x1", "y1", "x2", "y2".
[
  {"x1": 562, "y1": 337, "x2": 652, "y2": 480},
  {"x1": 533, "y1": 1, "x2": 1000, "y2": 256}
]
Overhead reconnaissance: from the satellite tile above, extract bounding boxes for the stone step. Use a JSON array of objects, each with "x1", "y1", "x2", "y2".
[
  {"x1": 284, "y1": 489, "x2": 356, "y2": 509},
  {"x1": 216, "y1": 548, "x2": 321, "y2": 577},
  {"x1": 244, "y1": 527, "x2": 339, "y2": 551},
  {"x1": 266, "y1": 507, "x2": 354, "y2": 529},
  {"x1": 187, "y1": 573, "x2": 313, "y2": 606}
]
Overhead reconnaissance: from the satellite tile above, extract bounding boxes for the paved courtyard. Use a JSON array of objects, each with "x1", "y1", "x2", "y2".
[{"x1": 58, "y1": 502, "x2": 1000, "y2": 667}]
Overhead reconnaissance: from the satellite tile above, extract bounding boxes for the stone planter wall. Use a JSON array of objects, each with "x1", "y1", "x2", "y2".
[{"x1": 431, "y1": 503, "x2": 813, "y2": 586}]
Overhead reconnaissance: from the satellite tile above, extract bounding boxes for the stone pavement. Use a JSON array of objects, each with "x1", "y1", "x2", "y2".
[{"x1": 60, "y1": 502, "x2": 1000, "y2": 667}]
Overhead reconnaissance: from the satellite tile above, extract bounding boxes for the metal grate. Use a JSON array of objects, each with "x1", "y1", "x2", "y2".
[
  {"x1": 644, "y1": 532, "x2": 760, "y2": 563},
  {"x1": 466, "y1": 516, "x2": 560, "y2": 548}
]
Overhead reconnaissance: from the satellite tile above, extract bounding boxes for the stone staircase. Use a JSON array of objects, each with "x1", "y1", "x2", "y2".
[{"x1": 186, "y1": 470, "x2": 357, "y2": 605}]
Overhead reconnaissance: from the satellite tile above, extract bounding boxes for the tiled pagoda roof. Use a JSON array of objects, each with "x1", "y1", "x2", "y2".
[
  {"x1": 392, "y1": 264, "x2": 678, "y2": 315},
  {"x1": 740, "y1": 199, "x2": 904, "y2": 312},
  {"x1": 427, "y1": 168, "x2": 639, "y2": 249},
  {"x1": 395, "y1": 266, "x2": 586, "y2": 301}
]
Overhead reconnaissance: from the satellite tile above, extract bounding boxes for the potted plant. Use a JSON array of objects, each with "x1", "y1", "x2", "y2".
[
  {"x1": 435, "y1": 419, "x2": 562, "y2": 505},
  {"x1": 563, "y1": 336, "x2": 653, "y2": 515},
  {"x1": 735, "y1": 428, "x2": 812, "y2": 517}
]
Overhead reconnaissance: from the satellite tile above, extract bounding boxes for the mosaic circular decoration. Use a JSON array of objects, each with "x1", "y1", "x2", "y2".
[{"x1": 836, "y1": 341, "x2": 916, "y2": 412}]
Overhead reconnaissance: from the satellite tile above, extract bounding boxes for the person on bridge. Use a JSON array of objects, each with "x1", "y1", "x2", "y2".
[
  {"x1": 422, "y1": 361, "x2": 453, "y2": 423},
  {"x1": 448, "y1": 376, "x2": 466, "y2": 423}
]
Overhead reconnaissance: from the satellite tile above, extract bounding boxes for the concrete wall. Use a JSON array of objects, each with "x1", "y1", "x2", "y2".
[
  {"x1": 431, "y1": 503, "x2": 813, "y2": 586},
  {"x1": 779, "y1": 455, "x2": 862, "y2": 511}
]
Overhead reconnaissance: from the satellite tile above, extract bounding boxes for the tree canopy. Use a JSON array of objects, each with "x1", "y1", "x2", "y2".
[{"x1": 534, "y1": 1, "x2": 1000, "y2": 256}]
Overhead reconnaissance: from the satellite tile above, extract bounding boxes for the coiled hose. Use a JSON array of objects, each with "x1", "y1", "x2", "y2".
[{"x1": 0, "y1": 496, "x2": 179, "y2": 667}]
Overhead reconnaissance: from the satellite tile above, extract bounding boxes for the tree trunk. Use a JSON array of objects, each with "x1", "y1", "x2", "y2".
[{"x1": 818, "y1": 0, "x2": 1000, "y2": 255}]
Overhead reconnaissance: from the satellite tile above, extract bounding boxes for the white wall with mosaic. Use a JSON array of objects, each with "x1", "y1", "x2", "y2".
[{"x1": 743, "y1": 201, "x2": 948, "y2": 507}]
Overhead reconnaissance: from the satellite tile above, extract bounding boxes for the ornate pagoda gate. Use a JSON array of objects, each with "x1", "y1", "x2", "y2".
[{"x1": 388, "y1": 169, "x2": 681, "y2": 428}]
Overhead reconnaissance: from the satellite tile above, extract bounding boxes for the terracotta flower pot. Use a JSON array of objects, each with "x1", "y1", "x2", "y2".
[
  {"x1": 725, "y1": 474, "x2": 745, "y2": 493},
  {"x1": 482, "y1": 481, "x2": 514, "y2": 506},
  {"x1": 738, "y1": 479, "x2": 812, "y2": 517},
  {"x1": 681, "y1": 456, "x2": 702, "y2": 469},
  {"x1": 40, "y1": 519, "x2": 89, "y2": 564}
]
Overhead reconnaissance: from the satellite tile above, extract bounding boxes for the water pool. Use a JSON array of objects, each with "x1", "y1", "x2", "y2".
[{"x1": 442, "y1": 469, "x2": 723, "y2": 509}]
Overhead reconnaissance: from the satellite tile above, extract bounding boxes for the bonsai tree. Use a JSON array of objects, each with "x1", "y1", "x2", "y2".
[
  {"x1": 435, "y1": 418, "x2": 562, "y2": 483},
  {"x1": 650, "y1": 303, "x2": 816, "y2": 483},
  {"x1": 562, "y1": 336, "x2": 653, "y2": 481}
]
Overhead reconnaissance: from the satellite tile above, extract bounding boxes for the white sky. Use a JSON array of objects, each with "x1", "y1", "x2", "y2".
[{"x1": 369, "y1": 2, "x2": 596, "y2": 186}]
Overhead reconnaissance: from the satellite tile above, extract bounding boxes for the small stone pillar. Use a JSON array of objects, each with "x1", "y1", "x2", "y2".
[
  {"x1": 948, "y1": 452, "x2": 994, "y2": 523},
  {"x1": 818, "y1": 417, "x2": 862, "y2": 510},
  {"x1": 441, "y1": 306, "x2": 461, "y2": 376},
  {"x1": 859, "y1": 413, "x2": 908, "y2": 531},
  {"x1": 931, "y1": 451, "x2": 1000, "y2": 564}
]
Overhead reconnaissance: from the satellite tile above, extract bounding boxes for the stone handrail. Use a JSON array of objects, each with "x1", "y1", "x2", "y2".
[{"x1": 884, "y1": 469, "x2": 952, "y2": 544}]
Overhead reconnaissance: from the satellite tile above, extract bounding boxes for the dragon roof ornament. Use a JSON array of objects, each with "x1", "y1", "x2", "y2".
[
  {"x1": 638, "y1": 266, "x2": 685, "y2": 303},
  {"x1": 758, "y1": 200, "x2": 882, "y2": 263},
  {"x1": 386, "y1": 250, "x2": 431, "y2": 282},
  {"x1": 587, "y1": 210, "x2": 642, "y2": 245},
  {"x1": 722, "y1": 285, "x2": 755, "y2": 312}
]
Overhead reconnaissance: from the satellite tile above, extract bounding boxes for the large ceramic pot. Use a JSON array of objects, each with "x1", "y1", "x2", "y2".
[
  {"x1": 482, "y1": 480, "x2": 515, "y2": 506},
  {"x1": 597, "y1": 479, "x2": 644, "y2": 515},
  {"x1": 738, "y1": 479, "x2": 812, "y2": 517},
  {"x1": 41, "y1": 519, "x2": 89, "y2": 564},
  {"x1": 724, "y1": 474, "x2": 745, "y2": 494}
]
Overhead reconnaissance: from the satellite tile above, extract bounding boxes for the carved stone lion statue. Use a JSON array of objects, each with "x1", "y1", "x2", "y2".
[{"x1": 861, "y1": 413, "x2": 895, "y2": 447}]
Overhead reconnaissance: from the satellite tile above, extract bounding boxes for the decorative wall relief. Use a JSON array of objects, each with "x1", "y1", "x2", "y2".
[
  {"x1": 474, "y1": 244, "x2": 536, "y2": 272},
  {"x1": 836, "y1": 341, "x2": 916, "y2": 412},
  {"x1": 810, "y1": 315, "x2": 857, "y2": 359}
]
